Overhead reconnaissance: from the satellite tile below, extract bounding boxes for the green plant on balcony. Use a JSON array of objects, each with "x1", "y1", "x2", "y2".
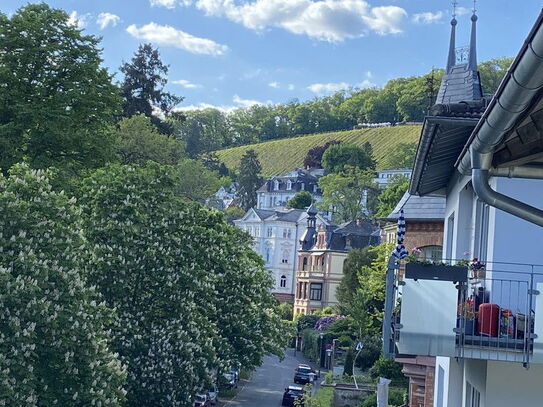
[{"x1": 458, "y1": 299, "x2": 477, "y2": 320}]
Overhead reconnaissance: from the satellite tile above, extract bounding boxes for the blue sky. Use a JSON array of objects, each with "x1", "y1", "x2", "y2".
[{"x1": 2, "y1": 1, "x2": 541, "y2": 111}]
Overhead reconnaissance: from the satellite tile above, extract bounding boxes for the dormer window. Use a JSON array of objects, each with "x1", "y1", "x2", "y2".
[
  {"x1": 273, "y1": 180, "x2": 280, "y2": 190},
  {"x1": 286, "y1": 180, "x2": 292, "y2": 190}
]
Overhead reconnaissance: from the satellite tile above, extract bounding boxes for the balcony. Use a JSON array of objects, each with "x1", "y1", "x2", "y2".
[
  {"x1": 297, "y1": 265, "x2": 325, "y2": 279},
  {"x1": 384, "y1": 260, "x2": 543, "y2": 367}
]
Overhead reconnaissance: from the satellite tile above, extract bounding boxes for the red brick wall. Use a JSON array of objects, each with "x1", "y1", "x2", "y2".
[{"x1": 404, "y1": 221, "x2": 444, "y2": 252}]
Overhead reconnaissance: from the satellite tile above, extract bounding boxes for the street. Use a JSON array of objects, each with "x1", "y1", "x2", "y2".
[{"x1": 223, "y1": 349, "x2": 319, "y2": 406}]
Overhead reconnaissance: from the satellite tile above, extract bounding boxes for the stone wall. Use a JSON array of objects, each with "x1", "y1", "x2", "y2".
[{"x1": 332, "y1": 384, "x2": 373, "y2": 407}]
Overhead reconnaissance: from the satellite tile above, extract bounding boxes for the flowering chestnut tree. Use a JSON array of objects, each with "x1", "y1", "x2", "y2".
[
  {"x1": 80, "y1": 164, "x2": 216, "y2": 407},
  {"x1": 80, "y1": 163, "x2": 288, "y2": 407},
  {"x1": 0, "y1": 164, "x2": 126, "y2": 407}
]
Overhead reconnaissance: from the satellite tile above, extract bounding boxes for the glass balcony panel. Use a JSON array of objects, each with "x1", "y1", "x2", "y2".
[{"x1": 398, "y1": 279, "x2": 457, "y2": 357}]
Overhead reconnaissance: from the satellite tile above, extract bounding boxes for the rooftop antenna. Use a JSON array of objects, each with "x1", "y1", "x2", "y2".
[{"x1": 473, "y1": 0, "x2": 477, "y2": 14}]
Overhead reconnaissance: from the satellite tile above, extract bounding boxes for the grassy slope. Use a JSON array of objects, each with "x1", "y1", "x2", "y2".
[{"x1": 215, "y1": 125, "x2": 422, "y2": 177}]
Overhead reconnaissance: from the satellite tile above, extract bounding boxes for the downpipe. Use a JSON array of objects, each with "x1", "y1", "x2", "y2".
[{"x1": 471, "y1": 149, "x2": 543, "y2": 227}]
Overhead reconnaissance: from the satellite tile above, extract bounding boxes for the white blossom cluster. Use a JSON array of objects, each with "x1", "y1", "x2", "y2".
[
  {"x1": 80, "y1": 164, "x2": 290, "y2": 407},
  {"x1": 0, "y1": 163, "x2": 288, "y2": 407},
  {"x1": 0, "y1": 165, "x2": 126, "y2": 407}
]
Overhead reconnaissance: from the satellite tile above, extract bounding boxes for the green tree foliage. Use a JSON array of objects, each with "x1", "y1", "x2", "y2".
[
  {"x1": 318, "y1": 167, "x2": 378, "y2": 222},
  {"x1": 343, "y1": 348, "x2": 354, "y2": 376},
  {"x1": 382, "y1": 142, "x2": 418, "y2": 170},
  {"x1": 116, "y1": 115, "x2": 185, "y2": 166},
  {"x1": 278, "y1": 302, "x2": 294, "y2": 321},
  {"x1": 322, "y1": 144, "x2": 375, "y2": 173},
  {"x1": 0, "y1": 4, "x2": 120, "y2": 177},
  {"x1": 303, "y1": 140, "x2": 340, "y2": 169},
  {"x1": 80, "y1": 163, "x2": 288, "y2": 407},
  {"x1": 478, "y1": 57, "x2": 514, "y2": 95},
  {"x1": 296, "y1": 314, "x2": 320, "y2": 333},
  {"x1": 359, "y1": 389, "x2": 406, "y2": 407},
  {"x1": 237, "y1": 149, "x2": 263, "y2": 210},
  {"x1": 160, "y1": 58, "x2": 511, "y2": 152},
  {"x1": 200, "y1": 152, "x2": 230, "y2": 177},
  {"x1": 175, "y1": 108, "x2": 231, "y2": 158},
  {"x1": 336, "y1": 247, "x2": 378, "y2": 317},
  {"x1": 287, "y1": 191, "x2": 313, "y2": 209},
  {"x1": 175, "y1": 159, "x2": 223, "y2": 202},
  {"x1": 120, "y1": 44, "x2": 183, "y2": 134},
  {"x1": 0, "y1": 164, "x2": 126, "y2": 407},
  {"x1": 369, "y1": 357, "x2": 408, "y2": 387},
  {"x1": 375, "y1": 175, "x2": 410, "y2": 219}
]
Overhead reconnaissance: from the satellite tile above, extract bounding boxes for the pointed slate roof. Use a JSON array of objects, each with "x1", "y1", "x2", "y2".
[{"x1": 436, "y1": 12, "x2": 483, "y2": 104}]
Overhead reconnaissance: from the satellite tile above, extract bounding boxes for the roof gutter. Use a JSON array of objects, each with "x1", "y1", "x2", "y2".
[{"x1": 463, "y1": 11, "x2": 543, "y2": 227}]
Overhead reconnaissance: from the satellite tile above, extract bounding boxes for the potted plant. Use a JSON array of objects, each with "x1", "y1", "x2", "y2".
[
  {"x1": 468, "y1": 258, "x2": 486, "y2": 279},
  {"x1": 457, "y1": 298, "x2": 477, "y2": 335}
]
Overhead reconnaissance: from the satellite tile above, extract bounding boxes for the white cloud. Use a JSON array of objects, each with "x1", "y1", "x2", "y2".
[
  {"x1": 307, "y1": 82, "x2": 350, "y2": 94},
  {"x1": 126, "y1": 23, "x2": 228, "y2": 56},
  {"x1": 172, "y1": 79, "x2": 202, "y2": 88},
  {"x1": 176, "y1": 95, "x2": 266, "y2": 113},
  {"x1": 150, "y1": 0, "x2": 177, "y2": 8},
  {"x1": 178, "y1": 0, "x2": 407, "y2": 42},
  {"x1": 68, "y1": 11, "x2": 90, "y2": 29},
  {"x1": 412, "y1": 11, "x2": 444, "y2": 25},
  {"x1": 456, "y1": 7, "x2": 471, "y2": 17},
  {"x1": 268, "y1": 81, "x2": 280, "y2": 88},
  {"x1": 308, "y1": 78, "x2": 375, "y2": 94},
  {"x1": 287, "y1": 84, "x2": 295, "y2": 91},
  {"x1": 233, "y1": 94, "x2": 263, "y2": 108},
  {"x1": 151, "y1": 0, "x2": 193, "y2": 7},
  {"x1": 97, "y1": 12, "x2": 121, "y2": 29},
  {"x1": 176, "y1": 102, "x2": 230, "y2": 112}
]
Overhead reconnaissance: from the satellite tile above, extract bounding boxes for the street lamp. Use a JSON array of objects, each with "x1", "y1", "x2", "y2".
[
  {"x1": 319, "y1": 333, "x2": 324, "y2": 372},
  {"x1": 325, "y1": 348, "x2": 333, "y2": 370}
]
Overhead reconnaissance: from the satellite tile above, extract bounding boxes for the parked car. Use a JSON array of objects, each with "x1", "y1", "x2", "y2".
[
  {"x1": 282, "y1": 385, "x2": 305, "y2": 406},
  {"x1": 207, "y1": 385, "x2": 219, "y2": 405},
  {"x1": 293, "y1": 366, "x2": 316, "y2": 385},
  {"x1": 193, "y1": 394, "x2": 211, "y2": 407},
  {"x1": 229, "y1": 367, "x2": 240, "y2": 382},
  {"x1": 221, "y1": 373, "x2": 238, "y2": 389}
]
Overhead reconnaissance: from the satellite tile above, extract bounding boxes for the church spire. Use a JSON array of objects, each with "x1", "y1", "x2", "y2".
[
  {"x1": 446, "y1": 2, "x2": 458, "y2": 73},
  {"x1": 468, "y1": 2, "x2": 478, "y2": 71}
]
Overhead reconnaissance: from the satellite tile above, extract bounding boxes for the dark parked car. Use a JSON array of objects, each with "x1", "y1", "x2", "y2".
[
  {"x1": 293, "y1": 366, "x2": 316, "y2": 385},
  {"x1": 193, "y1": 394, "x2": 211, "y2": 407},
  {"x1": 282, "y1": 385, "x2": 305, "y2": 406}
]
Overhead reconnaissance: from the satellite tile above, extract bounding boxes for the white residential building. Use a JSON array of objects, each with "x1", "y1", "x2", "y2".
[
  {"x1": 373, "y1": 169, "x2": 412, "y2": 188},
  {"x1": 385, "y1": 11, "x2": 543, "y2": 407},
  {"x1": 256, "y1": 168, "x2": 325, "y2": 210},
  {"x1": 234, "y1": 208, "x2": 329, "y2": 302}
]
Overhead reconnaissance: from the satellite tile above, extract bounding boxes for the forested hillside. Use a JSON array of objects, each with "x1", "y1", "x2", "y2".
[
  {"x1": 177, "y1": 58, "x2": 512, "y2": 158},
  {"x1": 215, "y1": 125, "x2": 421, "y2": 177}
]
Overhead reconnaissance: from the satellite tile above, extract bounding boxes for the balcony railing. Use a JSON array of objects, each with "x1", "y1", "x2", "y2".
[{"x1": 384, "y1": 259, "x2": 543, "y2": 367}]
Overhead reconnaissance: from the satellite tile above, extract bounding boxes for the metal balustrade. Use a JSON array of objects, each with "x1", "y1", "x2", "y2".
[{"x1": 384, "y1": 259, "x2": 543, "y2": 367}]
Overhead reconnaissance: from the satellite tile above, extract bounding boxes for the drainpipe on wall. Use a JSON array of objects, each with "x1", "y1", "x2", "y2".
[{"x1": 471, "y1": 150, "x2": 543, "y2": 227}]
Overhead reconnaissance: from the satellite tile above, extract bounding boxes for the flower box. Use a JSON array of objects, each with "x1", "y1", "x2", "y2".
[{"x1": 405, "y1": 262, "x2": 468, "y2": 283}]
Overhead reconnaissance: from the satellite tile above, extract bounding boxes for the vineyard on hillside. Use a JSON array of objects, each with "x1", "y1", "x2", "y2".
[{"x1": 215, "y1": 125, "x2": 422, "y2": 177}]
